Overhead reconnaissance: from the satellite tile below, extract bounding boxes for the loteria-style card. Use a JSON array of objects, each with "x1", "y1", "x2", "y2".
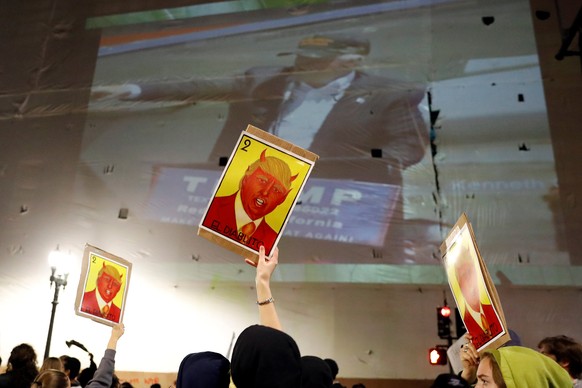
[
  {"x1": 198, "y1": 124, "x2": 318, "y2": 265},
  {"x1": 440, "y1": 213, "x2": 510, "y2": 353},
  {"x1": 75, "y1": 244, "x2": 132, "y2": 327}
]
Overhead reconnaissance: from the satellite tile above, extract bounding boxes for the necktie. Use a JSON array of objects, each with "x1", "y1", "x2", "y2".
[
  {"x1": 480, "y1": 312, "x2": 490, "y2": 335},
  {"x1": 101, "y1": 305, "x2": 110, "y2": 318},
  {"x1": 240, "y1": 222, "x2": 256, "y2": 237}
]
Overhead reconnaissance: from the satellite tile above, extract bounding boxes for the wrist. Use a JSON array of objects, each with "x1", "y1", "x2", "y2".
[
  {"x1": 256, "y1": 277, "x2": 271, "y2": 287},
  {"x1": 256, "y1": 296, "x2": 274, "y2": 306}
]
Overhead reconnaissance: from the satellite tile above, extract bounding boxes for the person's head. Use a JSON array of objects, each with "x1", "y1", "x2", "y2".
[
  {"x1": 430, "y1": 373, "x2": 471, "y2": 388},
  {"x1": 7, "y1": 343, "x2": 37, "y2": 371},
  {"x1": 477, "y1": 346, "x2": 572, "y2": 388},
  {"x1": 352, "y1": 384, "x2": 366, "y2": 388},
  {"x1": 78, "y1": 366, "x2": 96, "y2": 387},
  {"x1": 231, "y1": 324, "x2": 301, "y2": 388},
  {"x1": 32, "y1": 369, "x2": 71, "y2": 388},
  {"x1": 300, "y1": 355, "x2": 332, "y2": 388},
  {"x1": 291, "y1": 34, "x2": 369, "y2": 83},
  {"x1": 120, "y1": 383, "x2": 134, "y2": 388},
  {"x1": 96, "y1": 263, "x2": 123, "y2": 303},
  {"x1": 40, "y1": 357, "x2": 64, "y2": 373},
  {"x1": 453, "y1": 240, "x2": 481, "y2": 312},
  {"x1": 323, "y1": 358, "x2": 338, "y2": 380},
  {"x1": 176, "y1": 351, "x2": 230, "y2": 388},
  {"x1": 239, "y1": 149, "x2": 296, "y2": 220},
  {"x1": 110, "y1": 373, "x2": 120, "y2": 388},
  {"x1": 60, "y1": 356, "x2": 81, "y2": 380},
  {"x1": 476, "y1": 353, "x2": 505, "y2": 388},
  {"x1": 3, "y1": 343, "x2": 38, "y2": 388},
  {"x1": 504, "y1": 329, "x2": 522, "y2": 347},
  {"x1": 538, "y1": 335, "x2": 582, "y2": 378},
  {"x1": 150, "y1": 384, "x2": 162, "y2": 388}
]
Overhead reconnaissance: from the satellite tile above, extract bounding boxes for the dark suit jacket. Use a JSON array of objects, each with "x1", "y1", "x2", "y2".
[
  {"x1": 81, "y1": 289, "x2": 121, "y2": 323},
  {"x1": 202, "y1": 192, "x2": 278, "y2": 254},
  {"x1": 462, "y1": 302, "x2": 503, "y2": 349}
]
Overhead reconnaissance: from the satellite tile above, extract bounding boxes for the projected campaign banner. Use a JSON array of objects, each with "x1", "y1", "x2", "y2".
[{"x1": 146, "y1": 167, "x2": 399, "y2": 247}]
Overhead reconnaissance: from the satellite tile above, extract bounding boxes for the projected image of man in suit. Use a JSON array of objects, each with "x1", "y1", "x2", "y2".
[{"x1": 91, "y1": 32, "x2": 429, "y2": 260}]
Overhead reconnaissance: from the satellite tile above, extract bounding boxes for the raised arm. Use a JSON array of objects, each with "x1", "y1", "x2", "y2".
[
  {"x1": 250, "y1": 246, "x2": 282, "y2": 330},
  {"x1": 90, "y1": 76, "x2": 243, "y2": 104},
  {"x1": 86, "y1": 323, "x2": 125, "y2": 388}
]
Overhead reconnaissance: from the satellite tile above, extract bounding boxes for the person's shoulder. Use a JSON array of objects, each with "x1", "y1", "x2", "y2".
[
  {"x1": 0, "y1": 373, "x2": 12, "y2": 387},
  {"x1": 214, "y1": 193, "x2": 237, "y2": 205},
  {"x1": 354, "y1": 71, "x2": 424, "y2": 89},
  {"x1": 481, "y1": 302, "x2": 498, "y2": 315},
  {"x1": 257, "y1": 217, "x2": 276, "y2": 231}
]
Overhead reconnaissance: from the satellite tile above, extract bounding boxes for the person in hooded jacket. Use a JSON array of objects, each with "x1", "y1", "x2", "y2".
[
  {"x1": 475, "y1": 346, "x2": 572, "y2": 388},
  {"x1": 300, "y1": 355, "x2": 333, "y2": 388},
  {"x1": 231, "y1": 325, "x2": 302, "y2": 388},
  {"x1": 176, "y1": 352, "x2": 230, "y2": 388}
]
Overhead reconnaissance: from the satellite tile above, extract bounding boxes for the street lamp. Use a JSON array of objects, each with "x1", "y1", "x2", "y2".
[{"x1": 43, "y1": 248, "x2": 72, "y2": 360}]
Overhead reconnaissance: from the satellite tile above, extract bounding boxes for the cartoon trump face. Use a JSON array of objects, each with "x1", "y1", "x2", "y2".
[
  {"x1": 96, "y1": 263, "x2": 123, "y2": 303},
  {"x1": 239, "y1": 149, "x2": 297, "y2": 220}
]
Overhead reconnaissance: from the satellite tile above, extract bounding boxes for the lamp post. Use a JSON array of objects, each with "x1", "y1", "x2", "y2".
[{"x1": 43, "y1": 249, "x2": 71, "y2": 360}]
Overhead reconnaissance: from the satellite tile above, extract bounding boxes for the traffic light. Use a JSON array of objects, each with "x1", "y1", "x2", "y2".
[
  {"x1": 428, "y1": 345, "x2": 448, "y2": 365},
  {"x1": 437, "y1": 306, "x2": 451, "y2": 339}
]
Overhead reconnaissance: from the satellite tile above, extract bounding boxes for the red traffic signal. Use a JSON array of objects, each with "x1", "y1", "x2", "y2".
[
  {"x1": 428, "y1": 345, "x2": 448, "y2": 365},
  {"x1": 440, "y1": 305, "x2": 451, "y2": 318},
  {"x1": 436, "y1": 306, "x2": 451, "y2": 339}
]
